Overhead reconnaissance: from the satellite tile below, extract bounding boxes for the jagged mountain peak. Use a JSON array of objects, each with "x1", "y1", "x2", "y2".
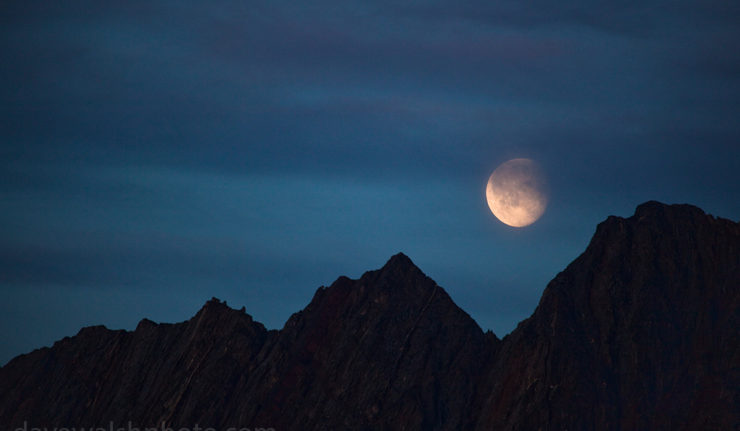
[
  {"x1": 353, "y1": 252, "x2": 431, "y2": 293},
  {"x1": 380, "y1": 251, "x2": 419, "y2": 273},
  {"x1": 477, "y1": 201, "x2": 740, "y2": 430},
  {"x1": 198, "y1": 296, "x2": 236, "y2": 314},
  {"x1": 299, "y1": 252, "x2": 443, "y2": 323},
  {"x1": 0, "y1": 203, "x2": 737, "y2": 430},
  {"x1": 190, "y1": 297, "x2": 258, "y2": 325},
  {"x1": 595, "y1": 200, "x2": 736, "y2": 238},
  {"x1": 290, "y1": 252, "x2": 477, "y2": 334},
  {"x1": 255, "y1": 252, "x2": 488, "y2": 430},
  {"x1": 538, "y1": 201, "x2": 739, "y2": 328}
]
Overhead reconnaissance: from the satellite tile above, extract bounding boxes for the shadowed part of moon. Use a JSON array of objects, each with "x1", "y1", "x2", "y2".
[{"x1": 486, "y1": 158, "x2": 548, "y2": 227}]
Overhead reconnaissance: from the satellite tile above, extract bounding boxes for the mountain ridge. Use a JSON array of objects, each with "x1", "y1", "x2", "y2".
[{"x1": 1, "y1": 201, "x2": 737, "y2": 430}]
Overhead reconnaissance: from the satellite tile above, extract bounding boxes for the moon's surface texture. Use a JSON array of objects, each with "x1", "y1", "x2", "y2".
[{"x1": 486, "y1": 158, "x2": 548, "y2": 227}]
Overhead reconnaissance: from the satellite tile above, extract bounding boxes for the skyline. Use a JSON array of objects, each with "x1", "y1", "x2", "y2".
[{"x1": 2, "y1": 0, "x2": 740, "y2": 365}]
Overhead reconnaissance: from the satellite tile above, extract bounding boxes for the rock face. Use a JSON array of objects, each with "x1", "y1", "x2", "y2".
[
  {"x1": 475, "y1": 201, "x2": 740, "y2": 431},
  {"x1": 0, "y1": 201, "x2": 737, "y2": 430},
  {"x1": 0, "y1": 299, "x2": 273, "y2": 427}
]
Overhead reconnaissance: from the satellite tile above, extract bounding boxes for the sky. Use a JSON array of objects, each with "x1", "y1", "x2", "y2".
[{"x1": 1, "y1": 0, "x2": 739, "y2": 365}]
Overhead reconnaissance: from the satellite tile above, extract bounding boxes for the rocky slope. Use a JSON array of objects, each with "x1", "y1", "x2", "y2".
[
  {"x1": 476, "y1": 201, "x2": 740, "y2": 430},
  {"x1": 0, "y1": 201, "x2": 737, "y2": 430}
]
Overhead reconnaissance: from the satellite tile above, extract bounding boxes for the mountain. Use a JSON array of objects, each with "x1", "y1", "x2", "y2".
[
  {"x1": 0, "y1": 201, "x2": 737, "y2": 430},
  {"x1": 475, "y1": 201, "x2": 740, "y2": 430}
]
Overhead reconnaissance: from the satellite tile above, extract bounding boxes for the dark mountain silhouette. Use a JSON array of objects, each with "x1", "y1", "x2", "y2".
[
  {"x1": 476, "y1": 201, "x2": 739, "y2": 430},
  {"x1": 0, "y1": 201, "x2": 738, "y2": 430}
]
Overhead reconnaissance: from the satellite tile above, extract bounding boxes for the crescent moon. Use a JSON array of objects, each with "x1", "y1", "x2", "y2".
[{"x1": 485, "y1": 158, "x2": 548, "y2": 227}]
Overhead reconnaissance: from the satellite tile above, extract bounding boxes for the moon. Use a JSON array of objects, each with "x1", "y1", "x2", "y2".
[{"x1": 486, "y1": 158, "x2": 548, "y2": 227}]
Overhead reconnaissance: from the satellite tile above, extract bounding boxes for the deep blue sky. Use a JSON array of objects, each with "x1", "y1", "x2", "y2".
[{"x1": 2, "y1": 0, "x2": 739, "y2": 365}]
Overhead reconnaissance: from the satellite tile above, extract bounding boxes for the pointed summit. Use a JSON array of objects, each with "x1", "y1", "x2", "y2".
[
  {"x1": 383, "y1": 252, "x2": 415, "y2": 269},
  {"x1": 259, "y1": 254, "x2": 487, "y2": 429},
  {"x1": 374, "y1": 252, "x2": 427, "y2": 285}
]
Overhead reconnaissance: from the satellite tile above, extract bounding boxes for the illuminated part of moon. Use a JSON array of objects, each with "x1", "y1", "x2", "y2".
[{"x1": 486, "y1": 158, "x2": 548, "y2": 227}]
